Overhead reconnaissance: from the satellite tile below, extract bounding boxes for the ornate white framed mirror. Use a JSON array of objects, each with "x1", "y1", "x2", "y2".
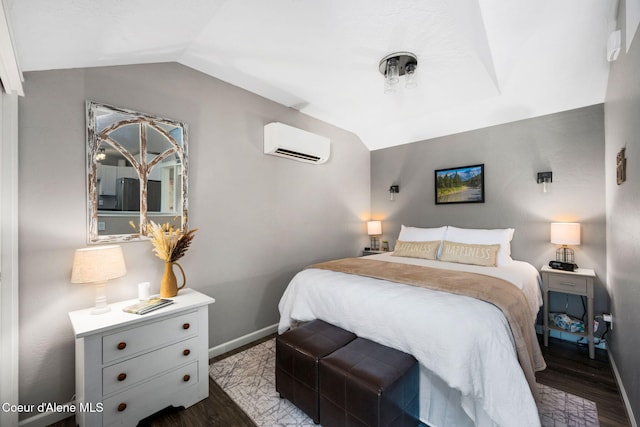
[{"x1": 86, "y1": 101, "x2": 189, "y2": 243}]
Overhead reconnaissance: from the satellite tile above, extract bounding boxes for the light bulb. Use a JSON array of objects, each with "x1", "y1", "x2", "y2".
[
  {"x1": 405, "y1": 63, "x2": 417, "y2": 88},
  {"x1": 384, "y1": 58, "x2": 399, "y2": 94},
  {"x1": 387, "y1": 58, "x2": 399, "y2": 84}
]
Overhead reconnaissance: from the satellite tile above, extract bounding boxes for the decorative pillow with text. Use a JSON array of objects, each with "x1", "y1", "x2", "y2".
[
  {"x1": 444, "y1": 227, "x2": 514, "y2": 265},
  {"x1": 439, "y1": 240, "x2": 500, "y2": 267},
  {"x1": 392, "y1": 240, "x2": 440, "y2": 260}
]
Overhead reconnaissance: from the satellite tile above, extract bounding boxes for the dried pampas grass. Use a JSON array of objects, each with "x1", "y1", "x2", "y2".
[{"x1": 131, "y1": 220, "x2": 198, "y2": 262}]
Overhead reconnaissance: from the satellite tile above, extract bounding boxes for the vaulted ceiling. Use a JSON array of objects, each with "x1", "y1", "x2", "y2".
[{"x1": 6, "y1": 0, "x2": 617, "y2": 150}]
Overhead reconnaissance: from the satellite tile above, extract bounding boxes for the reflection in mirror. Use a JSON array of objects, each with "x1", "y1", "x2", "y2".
[{"x1": 86, "y1": 101, "x2": 188, "y2": 243}]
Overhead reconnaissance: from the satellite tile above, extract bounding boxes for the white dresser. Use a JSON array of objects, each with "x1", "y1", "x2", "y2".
[{"x1": 68, "y1": 288, "x2": 215, "y2": 426}]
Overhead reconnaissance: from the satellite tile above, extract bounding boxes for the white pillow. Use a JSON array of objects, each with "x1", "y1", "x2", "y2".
[
  {"x1": 444, "y1": 226, "x2": 515, "y2": 266},
  {"x1": 397, "y1": 225, "x2": 447, "y2": 257},
  {"x1": 398, "y1": 225, "x2": 447, "y2": 242}
]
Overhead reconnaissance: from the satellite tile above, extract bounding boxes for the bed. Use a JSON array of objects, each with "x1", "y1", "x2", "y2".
[{"x1": 278, "y1": 226, "x2": 546, "y2": 427}]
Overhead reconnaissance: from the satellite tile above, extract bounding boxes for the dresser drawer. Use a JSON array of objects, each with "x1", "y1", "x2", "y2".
[
  {"x1": 103, "y1": 311, "x2": 198, "y2": 364},
  {"x1": 102, "y1": 361, "x2": 199, "y2": 427},
  {"x1": 102, "y1": 336, "x2": 199, "y2": 396},
  {"x1": 548, "y1": 274, "x2": 587, "y2": 293}
]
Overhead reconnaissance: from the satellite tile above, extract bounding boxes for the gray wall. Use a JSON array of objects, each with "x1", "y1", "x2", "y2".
[
  {"x1": 371, "y1": 105, "x2": 607, "y2": 316},
  {"x1": 18, "y1": 63, "x2": 370, "y2": 416},
  {"x1": 604, "y1": 0, "x2": 640, "y2": 422}
]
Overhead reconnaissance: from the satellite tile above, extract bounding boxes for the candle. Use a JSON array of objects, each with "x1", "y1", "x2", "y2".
[{"x1": 138, "y1": 282, "x2": 151, "y2": 301}]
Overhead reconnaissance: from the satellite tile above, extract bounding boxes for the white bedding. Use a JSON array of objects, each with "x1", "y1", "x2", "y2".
[{"x1": 278, "y1": 253, "x2": 544, "y2": 427}]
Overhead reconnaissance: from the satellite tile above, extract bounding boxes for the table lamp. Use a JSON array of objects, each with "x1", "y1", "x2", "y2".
[
  {"x1": 367, "y1": 220, "x2": 382, "y2": 251},
  {"x1": 550, "y1": 222, "x2": 580, "y2": 269},
  {"x1": 71, "y1": 245, "x2": 127, "y2": 314}
]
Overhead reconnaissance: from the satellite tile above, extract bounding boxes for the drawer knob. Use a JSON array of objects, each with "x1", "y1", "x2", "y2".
[
  {"x1": 182, "y1": 323, "x2": 190, "y2": 330},
  {"x1": 117, "y1": 373, "x2": 127, "y2": 382},
  {"x1": 183, "y1": 349, "x2": 191, "y2": 356},
  {"x1": 117, "y1": 342, "x2": 127, "y2": 350},
  {"x1": 117, "y1": 403, "x2": 127, "y2": 412},
  {"x1": 183, "y1": 374, "x2": 190, "y2": 382}
]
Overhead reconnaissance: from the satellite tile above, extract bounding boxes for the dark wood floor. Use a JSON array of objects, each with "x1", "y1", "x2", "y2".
[
  {"x1": 51, "y1": 334, "x2": 630, "y2": 427},
  {"x1": 535, "y1": 336, "x2": 630, "y2": 427}
]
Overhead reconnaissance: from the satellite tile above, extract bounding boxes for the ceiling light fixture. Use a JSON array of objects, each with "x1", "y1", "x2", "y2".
[{"x1": 379, "y1": 52, "x2": 418, "y2": 94}]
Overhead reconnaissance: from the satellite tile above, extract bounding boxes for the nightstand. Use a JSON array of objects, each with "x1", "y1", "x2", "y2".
[
  {"x1": 68, "y1": 288, "x2": 215, "y2": 426},
  {"x1": 362, "y1": 250, "x2": 385, "y2": 256},
  {"x1": 540, "y1": 265, "x2": 596, "y2": 359}
]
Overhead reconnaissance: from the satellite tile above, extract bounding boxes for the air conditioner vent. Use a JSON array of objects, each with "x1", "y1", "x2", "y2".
[
  {"x1": 274, "y1": 148, "x2": 321, "y2": 162},
  {"x1": 264, "y1": 122, "x2": 330, "y2": 164}
]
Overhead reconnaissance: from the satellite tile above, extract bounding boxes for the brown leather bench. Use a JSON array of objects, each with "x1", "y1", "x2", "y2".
[
  {"x1": 319, "y1": 337, "x2": 419, "y2": 427},
  {"x1": 276, "y1": 319, "x2": 357, "y2": 424}
]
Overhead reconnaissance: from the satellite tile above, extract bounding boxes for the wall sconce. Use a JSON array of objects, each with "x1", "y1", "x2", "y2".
[
  {"x1": 367, "y1": 220, "x2": 382, "y2": 251},
  {"x1": 379, "y1": 52, "x2": 418, "y2": 94},
  {"x1": 537, "y1": 171, "x2": 552, "y2": 193},
  {"x1": 389, "y1": 185, "x2": 400, "y2": 201}
]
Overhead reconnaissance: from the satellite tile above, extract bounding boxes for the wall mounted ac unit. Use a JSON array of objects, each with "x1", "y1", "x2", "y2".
[{"x1": 263, "y1": 122, "x2": 330, "y2": 164}]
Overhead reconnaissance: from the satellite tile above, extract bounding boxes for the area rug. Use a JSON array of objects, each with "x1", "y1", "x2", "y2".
[{"x1": 209, "y1": 339, "x2": 599, "y2": 427}]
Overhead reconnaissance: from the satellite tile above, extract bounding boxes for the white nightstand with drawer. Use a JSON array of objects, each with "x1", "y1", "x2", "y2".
[
  {"x1": 68, "y1": 288, "x2": 215, "y2": 427},
  {"x1": 540, "y1": 265, "x2": 595, "y2": 359}
]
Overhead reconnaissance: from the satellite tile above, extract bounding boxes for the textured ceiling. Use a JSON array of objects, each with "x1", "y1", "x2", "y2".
[{"x1": 7, "y1": 0, "x2": 617, "y2": 150}]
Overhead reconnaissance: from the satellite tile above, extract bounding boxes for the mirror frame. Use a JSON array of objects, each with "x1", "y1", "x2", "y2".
[{"x1": 86, "y1": 101, "x2": 189, "y2": 243}]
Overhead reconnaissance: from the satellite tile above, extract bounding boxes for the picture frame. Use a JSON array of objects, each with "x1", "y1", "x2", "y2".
[
  {"x1": 435, "y1": 164, "x2": 485, "y2": 204},
  {"x1": 617, "y1": 147, "x2": 626, "y2": 185}
]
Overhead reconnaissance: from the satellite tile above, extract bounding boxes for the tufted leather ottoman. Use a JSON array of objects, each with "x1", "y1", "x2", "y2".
[
  {"x1": 276, "y1": 320, "x2": 357, "y2": 424},
  {"x1": 319, "y1": 337, "x2": 419, "y2": 427}
]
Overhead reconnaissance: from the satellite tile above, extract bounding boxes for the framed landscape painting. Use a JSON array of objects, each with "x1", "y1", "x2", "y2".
[{"x1": 435, "y1": 164, "x2": 485, "y2": 204}]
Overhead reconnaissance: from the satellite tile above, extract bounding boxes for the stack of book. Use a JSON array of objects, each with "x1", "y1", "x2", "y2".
[{"x1": 123, "y1": 297, "x2": 174, "y2": 315}]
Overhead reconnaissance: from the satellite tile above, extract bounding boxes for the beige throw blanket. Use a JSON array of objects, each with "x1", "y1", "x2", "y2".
[{"x1": 308, "y1": 257, "x2": 546, "y2": 396}]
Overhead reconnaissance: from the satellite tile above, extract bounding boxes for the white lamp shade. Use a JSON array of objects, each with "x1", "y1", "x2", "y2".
[
  {"x1": 71, "y1": 245, "x2": 127, "y2": 284},
  {"x1": 367, "y1": 220, "x2": 382, "y2": 236},
  {"x1": 550, "y1": 223, "x2": 581, "y2": 246}
]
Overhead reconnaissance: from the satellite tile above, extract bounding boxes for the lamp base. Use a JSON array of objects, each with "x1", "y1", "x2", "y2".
[
  {"x1": 556, "y1": 246, "x2": 575, "y2": 264},
  {"x1": 370, "y1": 236, "x2": 380, "y2": 251},
  {"x1": 90, "y1": 281, "x2": 110, "y2": 315}
]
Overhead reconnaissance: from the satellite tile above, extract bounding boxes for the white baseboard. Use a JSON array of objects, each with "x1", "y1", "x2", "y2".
[
  {"x1": 208, "y1": 323, "x2": 278, "y2": 359},
  {"x1": 607, "y1": 347, "x2": 638, "y2": 427},
  {"x1": 17, "y1": 403, "x2": 75, "y2": 427}
]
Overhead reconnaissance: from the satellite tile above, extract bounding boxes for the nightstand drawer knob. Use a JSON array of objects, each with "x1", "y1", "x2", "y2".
[
  {"x1": 560, "y1": 282, "x2": 576, "y2": 287},
  {"x1": 182, "y1": 323, "x2": 190, "y2": 330},
  {"x1": 117, "y1": 342, "x2": 127, "y2": 350},
  {"x1": 117, "y1": 373, "x2": 127, "y2": 382},
  {"x1": 183, "y1": 374, "x2": 190, "y2": 382},
  {"x1": 183, "y1": 349, "x2": 191, "y2": 356},
  {"x1": 117, "y1": 403, "x2": 127, "y2": 412}
]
